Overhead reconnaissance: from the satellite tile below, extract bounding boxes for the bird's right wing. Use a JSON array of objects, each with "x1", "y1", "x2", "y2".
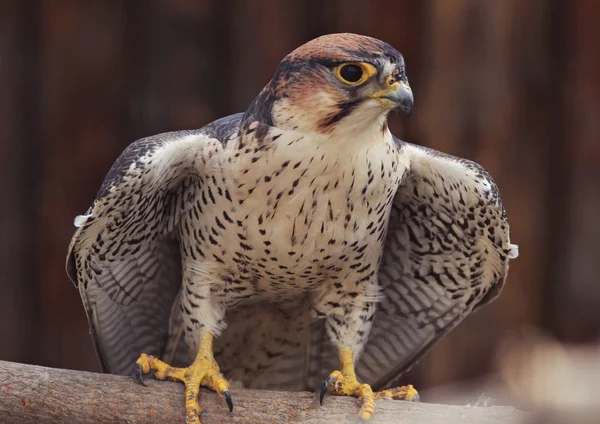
[
  {"x1": 358, "y1": 140, "x2": 519, "y2": 389},
  {"x1": 66, "y1": 114, "x2": 243, "y2": 375}
]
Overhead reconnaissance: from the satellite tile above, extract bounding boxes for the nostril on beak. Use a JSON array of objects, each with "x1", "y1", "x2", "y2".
[{"x1": 386, "y1": 69, "x2": 401, "y2": 86}]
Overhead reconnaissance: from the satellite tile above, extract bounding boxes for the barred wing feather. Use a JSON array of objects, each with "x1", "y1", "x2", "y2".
[
  {"x1": 66, "y1": 114, "x2": 242, "y2": 375},
  {"x1": 357, "y1": 141, "x2": 518, "y2": 388}
]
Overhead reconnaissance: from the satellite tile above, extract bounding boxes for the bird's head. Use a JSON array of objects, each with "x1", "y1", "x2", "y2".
[{"x1": 245, "y1": 33, "x2": 413, "y2": 136}]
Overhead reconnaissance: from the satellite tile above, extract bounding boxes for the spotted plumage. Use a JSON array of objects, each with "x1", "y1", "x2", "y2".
[{"x1": 67, "y1": 33, "x2": 518, "y2": 423}]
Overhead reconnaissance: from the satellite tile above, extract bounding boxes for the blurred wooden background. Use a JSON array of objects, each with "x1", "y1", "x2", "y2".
[{"x1": 1, "y1": 0, "x2": 599, "y2": 399}]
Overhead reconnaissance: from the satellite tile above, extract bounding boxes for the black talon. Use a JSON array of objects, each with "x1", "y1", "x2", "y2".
[
  {"x1": 223, "y1": 390, "x2": 233, "y2": 412},
  {"x1": 135, "y1": 363, "x2": 147, "y2": 387},
  {"x1": 319, "y1": 378, "x2": 332, "y2": 406}
]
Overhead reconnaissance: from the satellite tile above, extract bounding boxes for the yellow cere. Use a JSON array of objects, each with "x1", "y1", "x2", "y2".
[
  {"x1": 385, "y1": 74, "x2": 400, "y2": 89},
  {"x1": 368, "y1": 77, "x2": 405, "y2": 109}
]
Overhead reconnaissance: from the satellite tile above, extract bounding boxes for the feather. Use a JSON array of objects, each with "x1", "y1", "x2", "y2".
[
  {"x1": 358, "y1": 140, "x2": 516, "y2": 389},
  {"x1": 66, "y1": 114, "x2": 243, "y2": 375}
]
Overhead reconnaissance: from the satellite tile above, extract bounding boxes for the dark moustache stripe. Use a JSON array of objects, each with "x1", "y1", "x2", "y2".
[{"x1": 319, "y1": 99, "x2": 362, "y2": 129}]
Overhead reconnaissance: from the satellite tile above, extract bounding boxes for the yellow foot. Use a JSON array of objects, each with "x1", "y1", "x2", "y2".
[
  {"x1": 135, "y1": 334, "x2": 231, "y2": 424},
  {"x1": 320, "y1": 370, "x2": 419, "y2": 420}
]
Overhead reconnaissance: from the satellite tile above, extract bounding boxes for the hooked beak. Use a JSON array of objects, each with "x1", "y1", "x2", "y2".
[{"x1": 369, "y1": 76, "x2": 414, "y2": 116}]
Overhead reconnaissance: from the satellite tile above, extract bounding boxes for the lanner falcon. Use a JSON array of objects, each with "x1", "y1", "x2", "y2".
[{"x1": 67, "y1": 33, "x2": 518, "y2": 423}]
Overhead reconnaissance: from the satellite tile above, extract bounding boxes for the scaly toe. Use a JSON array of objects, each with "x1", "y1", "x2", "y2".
[
  {"x1": 356, "y1": 383, "x2": 375, "y2": 420},
  {"x1": 185, "y1": 409, "x2": 201, "y2": 424},
  {"x1": 135, "y1": 353, "x2": 186, "y2": 382},
  {"x1": 374, "y1": 384, "x2": 420, "y2": 402},
  {"x1": 184, "y1": 376, "x2": 202, "y2": 424}
]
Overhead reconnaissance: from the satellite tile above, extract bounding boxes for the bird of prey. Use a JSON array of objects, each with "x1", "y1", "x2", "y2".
[{"x1": 67, "y1": 33, "x2": 518, "y2": 423}]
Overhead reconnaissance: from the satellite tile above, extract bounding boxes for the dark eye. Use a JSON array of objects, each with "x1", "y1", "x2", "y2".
[
  {"x1": 334, "y1": 62, "x2": 375, "y2": 86},
  {"x1": 339, "y1": 64, "x2": 363, "y2": 83}
]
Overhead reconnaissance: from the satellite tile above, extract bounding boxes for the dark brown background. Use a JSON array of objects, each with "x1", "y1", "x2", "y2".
[{"x1": 1, "y1": 0, "x2": 598, "y2": 402}]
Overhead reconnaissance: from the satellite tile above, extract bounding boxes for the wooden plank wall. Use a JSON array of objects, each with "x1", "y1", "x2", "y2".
[{"x1": 1, "y1": 0, "x2": 598, "y2": 393}]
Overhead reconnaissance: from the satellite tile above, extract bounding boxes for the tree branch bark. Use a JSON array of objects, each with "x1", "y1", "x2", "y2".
[{"x1": 0, "y1": 360, "x2": 528, "y2": 423}]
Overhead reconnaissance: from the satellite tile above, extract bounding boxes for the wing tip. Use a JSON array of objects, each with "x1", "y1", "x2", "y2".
[
  {"x1": 508, "y1": 243, "x2": 519, "y2": 259},
  {"x1": 74, "y1": 213, "x2": 93, "y2": 228}
]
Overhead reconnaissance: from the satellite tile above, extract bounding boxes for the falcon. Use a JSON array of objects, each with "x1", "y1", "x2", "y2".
[{"x1": 67, "y1": 33, "x2": 518, "y2": 423}]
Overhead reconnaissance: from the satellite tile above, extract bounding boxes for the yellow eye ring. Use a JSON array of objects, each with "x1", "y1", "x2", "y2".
[{"x1": 334, "y1": 62, "x2": 377, "y2": 86}]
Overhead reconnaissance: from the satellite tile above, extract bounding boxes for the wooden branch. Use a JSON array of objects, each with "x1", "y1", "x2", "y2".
[{"x1": 0, "y1": 360, "x2": 528, "y2": 423}]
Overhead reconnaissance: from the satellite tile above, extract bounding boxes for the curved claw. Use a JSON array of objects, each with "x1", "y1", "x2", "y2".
[
  {"x1": 320, "y1": 377, "x2": 332, "y2": 405},
  {"x1": 223, "y1": 390, "x2": 233, "y2": 412},
  {"x1": 135, "y1": 363, "x2": 147, "y2": 387}
]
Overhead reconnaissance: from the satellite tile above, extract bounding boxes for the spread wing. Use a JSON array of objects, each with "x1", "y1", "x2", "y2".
[
  {"x1": 66, "y1": 113, "x2": 242, "y2": 375},
  {"x1": 356, "y1": 140, "x2": 519, "y2": 388}
]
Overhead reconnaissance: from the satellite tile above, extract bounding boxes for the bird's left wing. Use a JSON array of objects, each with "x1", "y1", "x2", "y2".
[{"x1": 357, "y1": 140, "x2": 519, "y2": 389}]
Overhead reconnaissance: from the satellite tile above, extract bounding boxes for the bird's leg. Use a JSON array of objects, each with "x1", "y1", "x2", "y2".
[
  {"x1": 135, "y1": 332, "x2": 231, "y2": 424},
  {"x1": 320, "y1": 345, "x2": 419, "y2": 420},
  {"x1": 320, "y1": 345, "x2": 376, "y2": 419}
]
